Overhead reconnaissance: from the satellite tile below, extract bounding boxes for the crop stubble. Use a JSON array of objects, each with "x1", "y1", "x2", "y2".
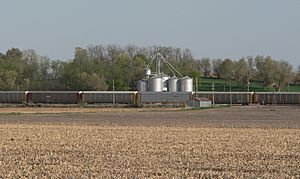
[{"x1": 0, "y1": 106, "x2": 299, "y2": 178}]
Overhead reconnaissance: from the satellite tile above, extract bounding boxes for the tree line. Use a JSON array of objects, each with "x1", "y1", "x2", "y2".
[
  {"x1": 0, "y1": 45, "x2": 299, "y2": 91},
  {"x1": 200, "y1": 56, "x2": 298, "y2": 91}
]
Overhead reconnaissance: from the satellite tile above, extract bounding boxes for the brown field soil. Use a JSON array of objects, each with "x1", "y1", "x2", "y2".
[
  {"x1": 0, "y1": 106, "x2": 299, "y2": 178},
  {"x1": 0, "y1": 107, "x2": 181, "y2": 114}
]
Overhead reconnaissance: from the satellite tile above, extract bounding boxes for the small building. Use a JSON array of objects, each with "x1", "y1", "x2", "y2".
[{"x1": 187, "y1": 97, "x2": 212, "y2": 108}]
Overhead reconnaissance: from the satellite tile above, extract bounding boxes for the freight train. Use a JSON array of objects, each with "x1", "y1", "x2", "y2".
[
  {"x1": 0, "y1": 91, "x2": 299, "y2": 105},
  {"x1": 0, "y1": 91, "x2": 138, "y2": 105},
  {"x1": 193, "y1": 92, "x2": 300, "y2": 105}
]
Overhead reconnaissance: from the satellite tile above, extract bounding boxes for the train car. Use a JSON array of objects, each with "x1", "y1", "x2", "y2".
[
  {"x1": 82, "y1": 91, "x2": 138, "y2": 104},
  {"x1": 254, "y1": 92, "x2": 300, "y2": 105},
  {"x1": 0, "y1": 91, "x2": 26, "y2": 104},
  {"x1": 27, "y1": 91, "x2": 81, "y2": 104},
  {"x1": 194, "y1": 92, "x2": 253, "y2": 105}
]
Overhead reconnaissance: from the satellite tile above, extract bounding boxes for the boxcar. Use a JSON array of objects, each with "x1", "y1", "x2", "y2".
[
  {"x1": 82, "y1": 91, "x2": 137, "y2": 104},
  {"x1": 27, "y1": 91, "x2": 81, "y2": 104},
  {"x1": 194, "y1": 92, "x2": 253, "y2": 105},
  {"x1": 0, "y1": 91, "x2": 26, "y2": 103},
  {"x1": 254, "y1": 92, "x2": 300, "y2": 105}
]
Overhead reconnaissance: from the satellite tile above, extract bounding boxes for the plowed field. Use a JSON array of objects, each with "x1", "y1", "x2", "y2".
[{"x1": 0, "y1": 106, "x2": 299, "y2": 178}]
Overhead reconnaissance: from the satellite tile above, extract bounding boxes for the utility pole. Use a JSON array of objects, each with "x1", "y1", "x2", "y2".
[
  {"x1": 112, "y1": 78, "x2": 115, "y2": 105},
  {"x1": 196, "y1": 77, "x2": 198, "y2": 97},
  {"x1": 230, "y1": 84, "x2": 232, "y2": 106},
  {"x1": 247, "y1": 81, "x2": 250, "y2": 92},
  {"x1": 271, "y1": 85, "x2": 277, "y2": 111},
  {"x1": 212, "y1": 83, "x2": 215, "y2": 107},
  {"x1": 247, "y1": 81, "x2": 250, "y2": 104}
]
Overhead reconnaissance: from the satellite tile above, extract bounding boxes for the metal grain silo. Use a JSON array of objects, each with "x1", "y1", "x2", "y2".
[
  {"x1": 137, "y1": 80, "x2": 147, "y2": 91},
  {"x1": 168, "y1": 76, "x2": 178, "y2": 92},
  {"x1": 180, "y1": 76, "x2": 193, "y2": 92},
  {"x1": 161, "y1": 74, "x2": 170, "y2": 92},
  {"x1": 149, "y1": 76, "x2": 163, "y2": 92}
]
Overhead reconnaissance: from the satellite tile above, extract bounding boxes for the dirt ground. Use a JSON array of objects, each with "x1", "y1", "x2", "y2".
[{"x1": 0, "y1": 106, "x2": 299, "y2": 178}]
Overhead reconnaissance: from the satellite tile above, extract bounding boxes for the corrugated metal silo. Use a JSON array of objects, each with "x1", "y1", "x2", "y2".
[
  {"x1": 180, "y1": 76, "x2": 193, "y2": 92},
  {"x1": 168, "y1": 77, "x2": 178, "y2": 92},
  {"x1": 149, "y1": 76, "x2": 163, "y2": 92},
  {"x1": 137, "y1": 80, "x2": 147, "y2": 92},
  {"x1": 161, "y1": 74, "x2": 170, "y2": 92}
]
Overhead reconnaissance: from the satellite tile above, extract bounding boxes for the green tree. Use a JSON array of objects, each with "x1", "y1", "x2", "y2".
[
  {"x1": 4, "y1": 48, "x2": 27, "y2": 90},
  {"x1": 219, "y1": 59, "x2": 234, "y2": 82},
  {"x1": 6, "y1": 48, "x2": 23, "y2": 61},
  {"x1": 0, "y1": 70, "x2": 17, "y2": 90},
  {"x1": 61, "y1": 62, "x2": 81, "y2": 90},
  {"x1": 255, "y1": 56, "x2": 277, "y2": 88},
  {"x1": 110, "y1": 54, "x2": 133, "y2": 90}
]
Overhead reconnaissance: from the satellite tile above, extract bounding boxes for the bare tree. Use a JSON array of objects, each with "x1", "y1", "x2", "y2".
[
  {"x1": 255, "y1": 56, "x2": 277, "y2": 88},
  {"x1": 199, "y1": 57, "x2": 211, "y2": 77},
  {"x1": 273, "y1": 61, "x2": 293, "y2": 91},
  {"x1": 296, "y1": 66, "x2": 300, "y2": 84},
  {"x1": 212, "y1": 58, "x2": 222, "y2": 78},
  {"x1": 234, "y1": 58, "x2": 248, "y2": 85}
]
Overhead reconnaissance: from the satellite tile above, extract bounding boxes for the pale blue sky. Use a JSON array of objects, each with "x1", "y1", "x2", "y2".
[{"x1": 0, "y1": 0, "x2": 299, "y2": 68}]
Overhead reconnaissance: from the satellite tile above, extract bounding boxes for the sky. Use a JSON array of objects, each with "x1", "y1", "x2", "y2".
[{"x1": 0, "y1": 0, "x2": 299, "y2": 68}]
